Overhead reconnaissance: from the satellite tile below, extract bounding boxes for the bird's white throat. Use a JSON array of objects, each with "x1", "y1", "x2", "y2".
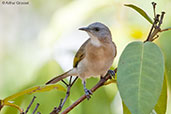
[
  {"x1": 90, "y1": 37, "x2": 101, "y2": 47},
  {"x1": 89, "y1": 34, "x2": 101, "y2": 47}
]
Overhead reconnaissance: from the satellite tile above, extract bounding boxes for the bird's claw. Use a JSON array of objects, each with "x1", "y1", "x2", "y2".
[
  {"x1": 107, "y1": 70, "x2": 115, "y2": 79},
  {"x1": 84, "y1": 89, "x2": 93, "y2": 100}
]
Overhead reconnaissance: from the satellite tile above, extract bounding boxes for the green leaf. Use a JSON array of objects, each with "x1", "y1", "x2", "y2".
[
  {"x1": 122, "y1": 75, "x2": 167, "y2": 114},
  {"x1": 124, "y1": 4, "x2": 153, "y2": 24},
  {"x1": 117, "y1": 41, "x2": 165, "y2": 114},
  {"x1": 3, "y1": 84, "x2": 65, "y2": 103},
  {"x1": 154, "y1": 74, "x2": 167, "y2": 114}
]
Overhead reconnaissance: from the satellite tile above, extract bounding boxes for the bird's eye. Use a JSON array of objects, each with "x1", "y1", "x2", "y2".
[{"x1": 94, "y1": 27, "x2": 100, "y2": 32}]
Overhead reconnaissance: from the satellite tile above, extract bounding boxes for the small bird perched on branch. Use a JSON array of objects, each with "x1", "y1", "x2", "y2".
[{"x1": 46, "y1": 22, "x2": 117, "y2": 99}]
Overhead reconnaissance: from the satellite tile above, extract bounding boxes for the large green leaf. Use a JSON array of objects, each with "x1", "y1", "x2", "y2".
[
  {"x1": 122, "y1": 75, "x2": 167, "y2": 114},
  {"x1": 124, "y1": 4, "x2": 153, "y2": 24},
  {"x1": 117, "y1": 41, "x2": 164, "y2": 114}
]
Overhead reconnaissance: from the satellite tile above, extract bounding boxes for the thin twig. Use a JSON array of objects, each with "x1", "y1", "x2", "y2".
[
  {"x1": 32, "y1": 103, "x2": 40, "y2": 114},
  {"x1": 61, "y1": 86, "x2": 70, "y2": 107},
  {"x1": 50, "y1": 76, "x2": 78, "y2": 114},
  {"x1": 152, "y1": 2, "x2": 157, "y2": 17},
  {"x1": 160, "y1": 28, "x2": 171, "y2": 32},
  {"x1": 145, "y1": 14, "x2": 160, "y2": 42},
  {"x1": 61, "y1": 80, "x2": 68, "y2": 87},
  {"x1": 25, "y1": 96, "x2": 36, "y2": 113},
  {"x1": 158, "y1": 12, "x2": 165, "y2": 27},
  {"x1": 50, "y1": 99, "x2": 63, "y2": 114},
  {"x1": 57, "y1": 99, "x2": 63, "y2": 113},
  {"x1": 57, "y1": 77, "x2": 78, "y2": 112},
  {"x1": 145, "y1": 2, "x2": 158, "y2": 42},
  {"x1": 71, "y1": 77, "x2": 78, "y2": 86},
  {"x1": 151, "y1": 35, "x2": 159, "y2": 41},
  {"x1": 145, "y1": 23, "x2": 155, "y2": 42},
  {"x1": 149, "y1": 12, "x2": 165, "y2": 41},
  {"x1": 69, "y1": 76, "x2": 72, "y2": 84}
]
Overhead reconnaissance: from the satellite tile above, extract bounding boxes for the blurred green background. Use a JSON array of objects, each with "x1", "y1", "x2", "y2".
[{"x1": 0, "y1": 0, "x2": 171, "y2": 114}]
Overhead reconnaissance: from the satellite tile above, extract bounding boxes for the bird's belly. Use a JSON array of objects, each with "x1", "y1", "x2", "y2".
[
  {"x1": 77, "y1": 57, "x2": 113, "y2": 80},
  {"x1": 89, "y1": 59, "x2": 112, "y2": 75}
]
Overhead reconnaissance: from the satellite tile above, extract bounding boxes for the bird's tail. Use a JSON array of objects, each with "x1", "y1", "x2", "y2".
[{"x1": 46, "y1": 68, "x2": 77, "y2": 85}]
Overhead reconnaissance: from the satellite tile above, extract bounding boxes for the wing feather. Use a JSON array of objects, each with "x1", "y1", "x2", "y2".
[{"x1": 73, "y1": 39, "x2": 90, "y2": 67}]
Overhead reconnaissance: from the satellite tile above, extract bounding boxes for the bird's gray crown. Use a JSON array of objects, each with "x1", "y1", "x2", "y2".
[{"x1": 88, "y1": 22, "x2": 109, "y2": 31}]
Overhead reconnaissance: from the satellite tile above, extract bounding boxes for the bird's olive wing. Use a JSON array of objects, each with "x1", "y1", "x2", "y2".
[{"x1": 73, "y1": 39, "x2": 90, "y2": 68}]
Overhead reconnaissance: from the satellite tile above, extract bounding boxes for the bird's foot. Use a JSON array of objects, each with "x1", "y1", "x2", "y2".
[
  {"x1": 84, "y1": 89, "x2": 93, "y2": 100},
  {"x1": 107, "y1": 70, "x2": 115, "y2": 79}
]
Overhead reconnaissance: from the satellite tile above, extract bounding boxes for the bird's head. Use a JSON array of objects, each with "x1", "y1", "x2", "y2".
[{"x1": 79, "y1": 22, "x2": 112, "y2": 41}]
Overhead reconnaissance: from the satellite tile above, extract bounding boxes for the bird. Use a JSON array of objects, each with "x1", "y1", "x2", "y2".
[{"x1": 46, "y1": 22, "x2": 117, "y2": 99}]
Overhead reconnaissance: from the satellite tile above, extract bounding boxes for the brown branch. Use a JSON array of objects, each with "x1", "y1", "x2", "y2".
[{"x1": 61, "y1": 68, "x2": 117, "y2": 114}]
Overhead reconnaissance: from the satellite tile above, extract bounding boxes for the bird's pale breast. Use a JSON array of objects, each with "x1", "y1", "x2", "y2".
[{"x1": 77, "y1": 40, "x2": 116, "y2": 80}]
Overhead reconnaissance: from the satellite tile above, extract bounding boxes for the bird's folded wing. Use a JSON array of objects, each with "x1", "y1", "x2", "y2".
[{"x1": 73, "y1": 38, "x2": 90, "y2": 68}]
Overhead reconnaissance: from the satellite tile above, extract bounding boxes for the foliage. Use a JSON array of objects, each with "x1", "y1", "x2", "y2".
[
  {"x1": 124, "y1": 4, "x2": 153, "y2": 24},
  {"x1": 117, "y1": 41, "x2": 164, "y2": 114}
]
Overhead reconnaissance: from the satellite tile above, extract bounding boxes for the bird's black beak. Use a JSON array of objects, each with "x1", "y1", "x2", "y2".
[{"x1": 79, "y1": 27, "x2": 90, "y2": 31}]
